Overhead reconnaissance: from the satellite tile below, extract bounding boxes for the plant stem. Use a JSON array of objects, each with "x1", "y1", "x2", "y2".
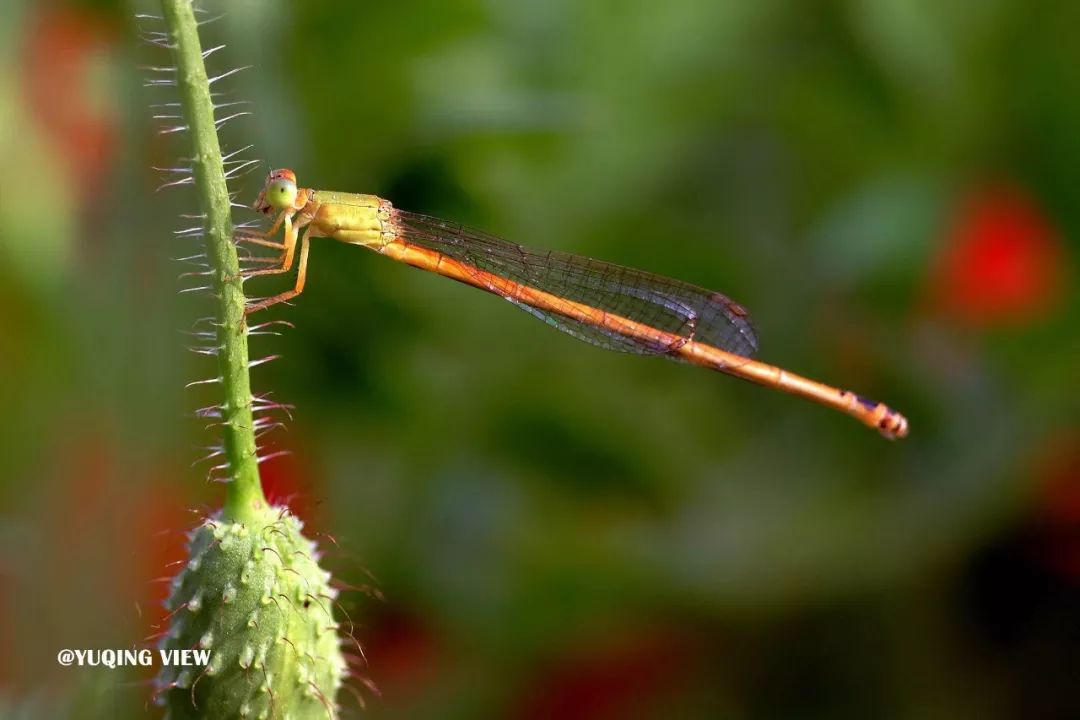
[{"x1": 161, "y1": 0, "x2": 265, "y2": 522}]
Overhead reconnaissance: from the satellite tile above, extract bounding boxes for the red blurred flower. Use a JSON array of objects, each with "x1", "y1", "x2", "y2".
[
  {"x1": 21, "y1": 7, "x2": 119, "y2": 206},
  {"x1": 49, "y1": 429, "x2": 191, "y2": 631},
  {"x1": 930, "y1": 185, "x2": 1066, "y2": 326},
  {"x1": 258, "y1": 439, "x2": 324, "y2": 525},
  {"x1": 513, "y1": 627, "x2": 697, "y2": 720},
  {"x1": 1031, "y1": 432, "x2": 1080, "y2": 582},
  {"x1": 362, "y1": 607, "x2": 440, "y2": 697},
  {"x1": 131, "y1": 480, "x2": 192, "y2": 634}
]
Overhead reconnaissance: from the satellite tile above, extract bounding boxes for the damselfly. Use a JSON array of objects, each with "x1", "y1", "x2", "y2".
[{"x1": 242, "y1": 169, "x2": 908, "y2": 439}]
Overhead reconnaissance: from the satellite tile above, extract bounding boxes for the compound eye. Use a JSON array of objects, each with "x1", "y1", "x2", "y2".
[{"x1": 267, "y1": 178, "x2": 298, "y2": 210}]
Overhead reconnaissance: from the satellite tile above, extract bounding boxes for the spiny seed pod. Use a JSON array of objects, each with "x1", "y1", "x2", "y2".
[{"x1": 155, "y1": 504, "x2": 345, "y2": 719}]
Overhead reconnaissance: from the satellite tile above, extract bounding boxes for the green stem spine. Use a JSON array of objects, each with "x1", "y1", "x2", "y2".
[{"x1": 160, "y1": 0, "x2": 264, "y2": 522}]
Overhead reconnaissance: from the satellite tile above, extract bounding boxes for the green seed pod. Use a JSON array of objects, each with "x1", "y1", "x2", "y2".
[{"x1": 156, "y1": 504, "x2": 346, "y2": 719}]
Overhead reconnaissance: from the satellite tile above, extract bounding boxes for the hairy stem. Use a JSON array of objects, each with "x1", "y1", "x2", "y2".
[{"x1": 161, "y1": 0, "x2": 264, "y2": 522}]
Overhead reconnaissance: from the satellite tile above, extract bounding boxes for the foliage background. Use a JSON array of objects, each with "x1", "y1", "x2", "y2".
[{"x1": 1, "y1": 0, "x2": 1077, "y2": 717}]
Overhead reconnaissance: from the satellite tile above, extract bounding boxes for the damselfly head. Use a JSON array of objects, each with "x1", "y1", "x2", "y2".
[{"x1": 254, "y1": 168, "x2": 298, "y2": 215}]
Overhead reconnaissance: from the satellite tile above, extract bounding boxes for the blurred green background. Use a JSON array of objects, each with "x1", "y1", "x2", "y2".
[{"x1": 1, "y1": 0, "x2": 1077, "y2": 717}]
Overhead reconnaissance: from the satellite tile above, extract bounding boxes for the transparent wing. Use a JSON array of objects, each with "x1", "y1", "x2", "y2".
[{"x1": 394, "y1": 210, "x2": 759, "y2": 358}]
